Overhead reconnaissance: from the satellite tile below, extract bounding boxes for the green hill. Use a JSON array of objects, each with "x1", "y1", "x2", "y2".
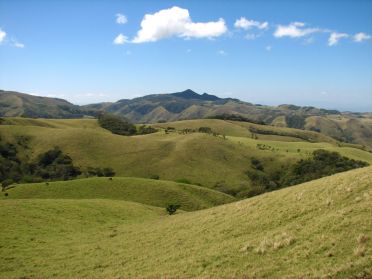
[
  {"x1": 3, "y1": 177, "x2": 235, "y2": 211},
  {"x1": 0, "y1": 90, "x2": 90, "y2": 118},
  {"x1": 1, "y1": 117, "x2": 372, "y2": 196},
  {"x1": 2, "y1": 89, "x2": 372, "y2": 148},
  {"x1": 1, "y1": 166, "x2": 370, "y2": 278}
]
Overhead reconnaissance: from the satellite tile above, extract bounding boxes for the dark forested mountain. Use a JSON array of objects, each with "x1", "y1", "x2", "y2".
[{"x1": 1, "y1": 89, "x2": 372, "y2": 148}]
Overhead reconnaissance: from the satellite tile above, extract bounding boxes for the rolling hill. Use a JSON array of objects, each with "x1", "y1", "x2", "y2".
[
  {"x1": 1, "y1": 117, "x2": 372, "y2": 197},
  {"x1": 1, "y1": 166, "x2": 370, "y2": 278},
  {"x1": 3, "y1": 177, "x2": 235, "y2": 211},
  {"x1": 1, "y1": 89, "x2": 371, "y2": 148},
  {"x1": 0, "y1": 90, "x2": 88, "y2": 118}
]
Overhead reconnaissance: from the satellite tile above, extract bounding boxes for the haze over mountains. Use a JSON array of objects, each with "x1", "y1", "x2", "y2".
[{"x1": 1, "y1": 89, "x2": 372, "y2": 149}]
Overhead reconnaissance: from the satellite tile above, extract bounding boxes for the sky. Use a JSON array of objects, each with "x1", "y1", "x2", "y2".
[{"x1": 0, "y1": 0, "x2": 372, "y2": 112}]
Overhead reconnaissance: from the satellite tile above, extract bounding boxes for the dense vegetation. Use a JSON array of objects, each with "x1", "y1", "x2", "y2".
[
  {"x1": 98, "y1": 113, "x2": 137, "y2": 135},
  {"x1": 98, "y1": 113, "x2": 157, "y2": 136},
  {"x1": 0, "y1": 140, "x2": 81, "y2": 188},
  {"x1": 280, "y1": 149, "x2": 368, "y2": 186},
  {"x1": 245, "y1": 149, "x2": 368, "y2": 197}
]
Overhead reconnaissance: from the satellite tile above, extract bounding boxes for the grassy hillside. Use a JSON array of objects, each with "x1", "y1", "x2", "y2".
[
  {"x1": 1, "y1": 166, "x2": 371, "y2": 278},
  {"x1": 0, "y1": 90, "x2": 89, "y2": 118},
  {"x1": 3, "y1": 177, "x2": 235, "y2": 211},
  {"x1": 1, "y1": 118, "x2": 371, "y2": 195}
]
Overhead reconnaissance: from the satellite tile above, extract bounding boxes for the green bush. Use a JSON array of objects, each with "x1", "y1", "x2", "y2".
[
  {"x1": 98, "y1": 113, "x2": 136, "y2": 136},
  {"x1": 166, "y1": 204, "x2": 181, "y2": 215}
]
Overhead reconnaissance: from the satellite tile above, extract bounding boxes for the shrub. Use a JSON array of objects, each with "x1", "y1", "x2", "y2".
[
  {"x1": 98, "y1": 113, "x2": 136, "y2": 136},
  {"x1": 166, "y1": 204, "x2": 181, "y2": 215},
  {"x1": 251, "y1": 158, "x2": 264, "y2": 171},
  {"x1": 137, "y1": 125, "x2": 157, "y2": 135},
  {"x1": 1, "y1": 178, "x2": 14, "y2": 191},
  {"x1": 198, "y1": 127, "x2": 213, "y2": 134},
  {"x1": 150, "y1": 174, "x2": 160, "y2": 180},
  {"x1": 102, "y1": 167, "x2": 115, "y2": 177}
]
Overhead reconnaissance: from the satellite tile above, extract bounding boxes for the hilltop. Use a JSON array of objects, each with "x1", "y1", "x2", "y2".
[{"x1": 1, "y1": 166, "x2": 371, "y2": 278}]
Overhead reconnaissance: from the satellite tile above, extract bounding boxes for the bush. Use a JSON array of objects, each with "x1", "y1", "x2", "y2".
[
  {"x1": 36, "y1": 147, "x2": 81, "y2": 180},
  {"x1": 150, "y1": 174, "x2": 160, "y2": 180},
  {"x1": 198, "y1": 127, "x2": 213, "y2": 134},
  {"x1": 85, "y1": 167, "x2": 115, "y2": 177},
  {"x1": 166, "y1": 204, "x2": 181, "y2": 215},
  {"x1": 251, "y1": 158, "x2": 264, "y2": 171},
  {"x1": 102, "y1": 167, "x2": 115, "y2": 177},
  {"x1": 137, "y1": 125, "x2": 157, "y2": 135},
  {"x1": 280, "y1": 149, "x2": 368, "y2": 186},
  {"x1": 98, "y1": 113, "x2": 136, "y2": 136},
  {"x1": 1, "y1": 178, "x2": 14, "y2": 191}
]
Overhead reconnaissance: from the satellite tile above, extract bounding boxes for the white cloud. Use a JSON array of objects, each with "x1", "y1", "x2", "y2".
[
  {"x1": 274, "y1": 22, "x2": 320, "y2": 38},
  {"x1": 234, "y1": 17, "x2": 268, "y2": 30},
  {"x1": 353, "y1": 32, "x2": 371, "y2": 42},
  {"x1": 12, "y1": 39, "x2": 25, "y2": 48},
  {"x1": 0, "y1": 28, "x2": 6, "y2": 43},
  {"x1": 113, "y1": 33, "x2": 128, "y2": 45},
  {"x1": 14, "y1": 42, "x2": 24, "y2": 48},
  {"x1": 116, "y1": 13, "x2": 127, "y2": 24},
  {"x1": 132, "y1": 6, "x2": 227, "y2": 43},
  {"x1": 328, "y1": 32, "x2": 348, "y2": 46}
]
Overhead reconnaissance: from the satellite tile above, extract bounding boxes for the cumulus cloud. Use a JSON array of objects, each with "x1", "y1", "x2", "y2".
[
  {"x1": 113, "y1": 33, "x2": 128, "y2": 45},
  {"x1": 116, "y1": 13, "x2": 127, "y2": 24},
  {"x1": 274, "y1": 22, "x2": 320, "y2": 38},
  {"x1": 328, "y1": 32, "x2": 348, "y2": 46},
  {"x1": 353, "y1": 32, "x2": 371, "y2": 42},
  {"x1": 0, "y1": 28, "x2": 6, "y2": 43},
  {"x1": 234, "y1": 17, "x2": 268, "y2": 30},
  {"x1": 132, "y1": 6, "x2": 227, "y2": 43}
]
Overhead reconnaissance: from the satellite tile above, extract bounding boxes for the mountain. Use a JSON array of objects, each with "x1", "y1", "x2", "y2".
[
  {"x1": 0, "y1": 90, "x2": 88, "y2": 118},
  {"x1": 1, "y1": 89, "x2": 372, "y2": 148}
]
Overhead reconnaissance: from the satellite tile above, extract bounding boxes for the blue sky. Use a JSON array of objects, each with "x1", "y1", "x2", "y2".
[{"x1": 0, "y1": 0, "x2": 371, "y2": 111}]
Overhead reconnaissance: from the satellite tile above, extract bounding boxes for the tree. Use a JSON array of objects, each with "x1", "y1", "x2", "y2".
[
  {"x1": 98, "y1": 113, "x2": 136, "y2": 136},
  {"x1": 1, "y1": 178, "x2": 14, "y2": 191},
  {"x1": 166, "y1": 204, "x2": 180, "y2": 215},
  {"x1": 102, "y1": 167, "x2": 115, "y2": 177}
]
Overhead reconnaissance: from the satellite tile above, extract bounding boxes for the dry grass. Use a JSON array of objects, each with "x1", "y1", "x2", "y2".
[{"x1": 1, "y1": 166, "x2": 371, "y2": 278}]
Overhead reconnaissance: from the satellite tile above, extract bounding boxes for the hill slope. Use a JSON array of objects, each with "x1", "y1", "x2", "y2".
[
  {"x1": 1, "y1": 166, "x2": 371, "y2": 278},
  {"x1": 1, "y1": 118, "x2": 372, "y2": 196},
  {"x1": 4, "y1": 177, "x2": 235, "y2": 211},
  {"x1": 0, "y1": 90, "x2": 89, "y2": 118},
  {"x1": 2, "y1": 89, "x2": 371, "y2": 148}
]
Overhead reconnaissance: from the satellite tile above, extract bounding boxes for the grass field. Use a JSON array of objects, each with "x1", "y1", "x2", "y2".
[
  {"x1": 2, "y1": 177, "x2": 235, "y2": 211},
  {"x1": 1, "y1": 117, "x2": 371, "y2": 192},
  {"x1": 1, "y1": 166, "x2": 371, "y2": 278}
]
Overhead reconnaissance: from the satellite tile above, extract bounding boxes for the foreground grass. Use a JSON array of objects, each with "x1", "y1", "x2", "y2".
[
  {"x1": 1, "y1": 167, "x2": 371, "y2": 278},
  {"x1": 3, "y1": 177, "x2": 235, "y2": 211}
]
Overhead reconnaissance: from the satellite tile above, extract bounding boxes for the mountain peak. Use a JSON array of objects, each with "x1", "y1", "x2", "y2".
[{"x1": 171, "y1": 89, "x2": 220, "y2": 101}]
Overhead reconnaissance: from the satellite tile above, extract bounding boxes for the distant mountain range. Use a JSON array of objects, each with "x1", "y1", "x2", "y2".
[{"x1": 1, "y1": 89, "x2": 372, "y2": 148}]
